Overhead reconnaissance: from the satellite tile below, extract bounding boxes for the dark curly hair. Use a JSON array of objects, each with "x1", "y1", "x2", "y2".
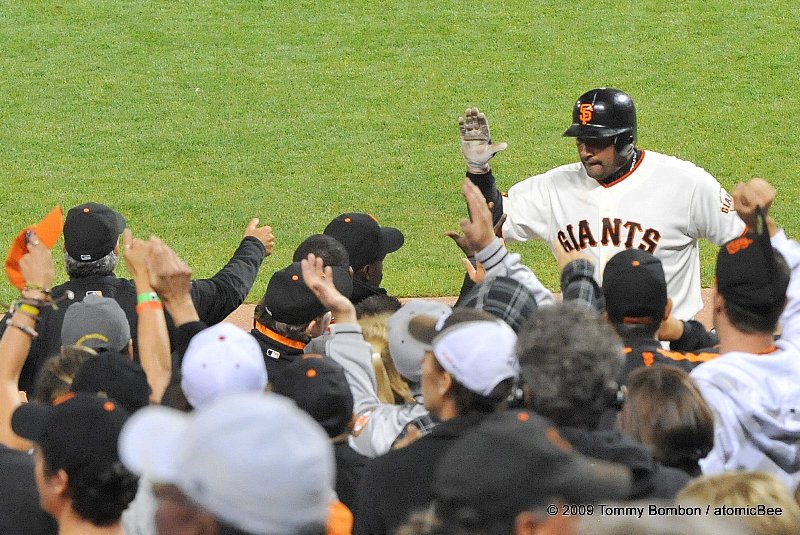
[{"x1": 43, "y1": 457, "x2": 138, "y2": 526}]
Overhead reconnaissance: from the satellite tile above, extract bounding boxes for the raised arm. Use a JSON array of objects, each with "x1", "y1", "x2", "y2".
[
  {"x1": 0, "y1": 234, "x2": 53, "y2": 450},
  {"x1": 189, "y1": 218, "x2": 274, "y2": 325},
  {"x1": 451, "y1": 178, "x2": 555, "y2": 307},
  {"x1": 555, "y1": 241, "x2": 605, "y2": 313},
  {"x1": 300, "y1": 254, "x2": 381, "y2": 413},
  {"x1": 732, "y1": 179, "x2": 800, "y2": 344},
  {"x1": 147, "y1": 236, "x2": 198, "y2": 328},
  {"x1": 459, "y1": 107, "x2": 507, "y2": 225},
  {"x1": 123, "y1": 230, "x2": 171, "y2": 404}
]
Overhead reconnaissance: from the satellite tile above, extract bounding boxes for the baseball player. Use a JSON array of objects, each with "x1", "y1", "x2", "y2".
[{"x1": 460, "y1": 88, "x2": 746, "y2": 320}]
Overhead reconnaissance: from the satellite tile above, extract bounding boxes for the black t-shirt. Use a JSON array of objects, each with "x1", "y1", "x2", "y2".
[{"x1": 0, "y1": 444, "x2": 58, "y2": 535}]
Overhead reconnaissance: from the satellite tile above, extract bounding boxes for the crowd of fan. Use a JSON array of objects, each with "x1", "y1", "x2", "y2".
[{"x1": 1, "y1": 176, "x2": 799, "y2": 535}]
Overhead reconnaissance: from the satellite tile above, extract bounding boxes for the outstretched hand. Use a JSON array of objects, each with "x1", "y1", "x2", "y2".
[
  {"x1": 147, "y1": 237, "x2": 192, "y2": 305},
  {"x1": 657, "y1": 317, "x2": 685, "y2": 342},
  {"x1": 552, "y1": 240, "x2": 594, "y2": 271},
  {"x1": 19, "y1": 233, "x2": 54, "y2": 290},
  {"x1": 446, "y1": 179, "x2": 505, "y2": 254},
  {"x1": 244, "y1": 218, "x2": 275, "y2": 255},
  {"x1": 732, "y1": 178, "x2": 777, "y2": 235},
  {"x1": 300, "y1": 254, "x2": 356, "y2": 324},
  {"x1": 458, "y1": 107, "x2": 507, "y2": 174},
  {"x1": 123, "y1": 229, "x2": 153, "y2": 287}
]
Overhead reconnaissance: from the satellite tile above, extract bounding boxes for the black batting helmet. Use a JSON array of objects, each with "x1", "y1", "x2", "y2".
[{"x1": 563, "y1": 88, "x2": 637, "y2": 150}]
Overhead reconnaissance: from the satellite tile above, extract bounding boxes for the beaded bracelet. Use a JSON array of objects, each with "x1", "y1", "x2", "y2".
[
  {"x1": 16, "y1": 290, "x2": 73, "y2": 312},
  {"x1": 23, "y1": 283, "x2": 51, "y2": 295},
  {"x1": 5, "y1": 319, "x2": 38, "y2": 338}
]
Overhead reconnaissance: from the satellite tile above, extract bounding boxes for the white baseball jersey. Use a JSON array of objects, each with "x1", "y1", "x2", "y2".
[{"x1": 502, "y1": 150, "x2": 746, "y2": 320}]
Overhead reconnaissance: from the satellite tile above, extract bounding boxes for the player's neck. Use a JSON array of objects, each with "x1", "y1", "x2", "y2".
[{"x1": 598, "y1": 148, "x2": 640, "y2": 185}]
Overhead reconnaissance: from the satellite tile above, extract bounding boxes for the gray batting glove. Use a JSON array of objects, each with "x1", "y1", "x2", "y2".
[{"x1": 458, "y1": 107, "x2": 508, "y2": 174}]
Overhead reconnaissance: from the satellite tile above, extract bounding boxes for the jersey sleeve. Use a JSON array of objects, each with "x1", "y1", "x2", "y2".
[
  {"x1": 772, "y1": 229, "x2": 800, "y2": 344},
  {"x1": 687, "y1": 172, "x2": 746, "y2": 244},
  {"x1": 502, "y1": 172, "x2": 553, "y2": 243}
]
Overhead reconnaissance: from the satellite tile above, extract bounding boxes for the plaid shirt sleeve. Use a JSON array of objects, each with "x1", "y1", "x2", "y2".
[{"x1": 560, "y1": 259, "x2": 605, "y2": 313}]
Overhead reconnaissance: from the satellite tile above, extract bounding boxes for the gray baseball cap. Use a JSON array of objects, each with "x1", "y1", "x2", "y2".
[
  {"x1": 387, "y1": 300, "x2": 451, "y2": 383},
  {"x1": 61, "y1": 295, "x2": 131, "y2": 353}
]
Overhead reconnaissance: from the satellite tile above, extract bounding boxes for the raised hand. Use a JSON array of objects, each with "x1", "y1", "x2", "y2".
[
  {"x1": 300, "y1": 254, "x2": 356, "y2": 324},
  {"x1": 446, "y1": 178, "x2": 501, "y2": 256},
  {"x1": 123, "y1": 229, "x2": 153, "y2": 288},
  {"x1": 732, "y1": 178, "x2": 777, "y2": 235},
  {"x1": 147, "y1": 237, "x2": 192, "y2": 305},
  {"x1": 19, "y1": 232, "x2": 54, "y2": 290},
  {"x1": 244, "y1": 218, "x2": 275, "y2": 255},
  {"x1": 458, "y1": 107, "x2": 508, "y2": 174},
  {"x1": 553, "y1": 239, "x2": 594, "y2": 271}
]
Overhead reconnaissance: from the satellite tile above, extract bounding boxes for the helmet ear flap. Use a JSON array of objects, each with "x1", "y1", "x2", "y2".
[{"x1": 614, "y1": 134, "x2": 635, "y2": 159}]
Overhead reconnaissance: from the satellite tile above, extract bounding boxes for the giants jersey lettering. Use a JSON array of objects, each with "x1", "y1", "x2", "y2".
[
  {"x1": 502, "y1": 150, "x2": 746, "y2": 320},
  {"x1": 557, "y1": 218, "x2": 662, "y2": 253}
]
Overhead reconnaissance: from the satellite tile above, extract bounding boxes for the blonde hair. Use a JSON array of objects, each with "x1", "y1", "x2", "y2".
[
  {"x1": 32, "y1": 346, "x2": 97, "y2": 403},
  {"x1": 359, "y1": 313, "x2": 415, "y2": 405},
  {"x1": 678, "y1": 471, "x2": 800, "y2": 535}
]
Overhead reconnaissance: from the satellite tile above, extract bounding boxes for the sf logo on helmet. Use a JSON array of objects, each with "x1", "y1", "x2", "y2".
[{"x1": 579, "y1": 103, "x2": 594, "y2": 125}]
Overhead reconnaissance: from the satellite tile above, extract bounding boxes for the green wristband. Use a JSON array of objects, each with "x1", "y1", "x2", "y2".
[{"x1": 137, "y1": 292, "x2": 161, "y2": 304}]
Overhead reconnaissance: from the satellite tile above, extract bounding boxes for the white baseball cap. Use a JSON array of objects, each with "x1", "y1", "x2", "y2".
[
  {"x1": 181, "y1": 323, "x2": 268, "y2": 409},
  {"x1": 387, "y1": 299, "x2": 452, "y2": 383},
  {"x1": 409, "y1": 309, "x2": 519, "y2": 396},
  {"x1": 118, "y1": 392, "x2": 335, "y2": 533}
]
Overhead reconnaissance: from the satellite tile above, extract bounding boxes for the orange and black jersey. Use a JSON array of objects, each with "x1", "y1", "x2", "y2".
[{"x1": 621, "y1": 338, "x2": 719, "y2": 385}]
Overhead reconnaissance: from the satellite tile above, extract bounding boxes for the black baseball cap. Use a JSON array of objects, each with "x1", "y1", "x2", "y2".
[
  {"x1": 716, "y1": 231, "x2": 788, "y2": 313},
  {"x1": 458, "y1": 276, "x2": 538, "y2": 333},
  {"x1": 12, "y1": 392, "x2": 130, "y2": 487},
  {"x1": 269, "y1": 355, "x2": 353, "y2": 438},
  {"x1": 263, "y1": 262, "x2": 353, "y2": 325},
  {"x1": 603, "y1": 249, "x2": 667, "y2": 324},
  {"x1": 434, "y1": 410, "x2": 631, "y2": 528},
  {"x1": 64, "y1": 202, "x2": 126, "y2": 262},
  {"x1": 71, "y1": 353, "x2": 152, "y2": 414},
  {"x1": 323, "y1": 213, "x2": 404, "y2": 270}
]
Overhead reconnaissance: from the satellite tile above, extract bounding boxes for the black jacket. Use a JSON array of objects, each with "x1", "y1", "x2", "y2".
[
  {"x1": 353, "y1": 412, "x2": 487, "y2": 535},
  {"x1": 621, "y1": 335, "x2": 719, "y2": 385},
  {"x1": 350, "y1": 279, "x2": 388, "y2": 305},
  {"x1": 9, "y1": 237, "x2": 265, "y2": 392},
  {"x1": 334, "y1": 441, "x2": 369, "y2": 515},
  {"x1": 251, "y1": 325, "x2": 306, "y2": 384},
  {"x1": 559, "y1": 426, "x2": 690, "y2": 499},
  {"x1": 0, "y1": 445, "x2": 58, "y2": 535}
]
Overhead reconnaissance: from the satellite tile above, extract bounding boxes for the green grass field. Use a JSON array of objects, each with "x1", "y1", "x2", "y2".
[{"x1": 2, "y1": 1, "x2": 799, "y2": 307}]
